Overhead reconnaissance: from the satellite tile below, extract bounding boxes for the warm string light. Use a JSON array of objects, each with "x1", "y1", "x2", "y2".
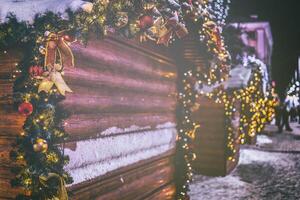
[
  {"x1": 176, "y1": 70, "x2": 199, "y2": 199},
  {"x1": 196, "y1": 65, "x2": 275, "y2": 160},
  {"x1": 235, "y1": 68, "x2": 275, "y2": 144},
  {"x1": 208, "y1": 0, "x2": 231, "y2": 26},
  {"x1": 204, "y1": 87, "x2": 238, "y2": 161},
  {"x1": 178, "y1": 0, "x2": 231, "y2": 86}
]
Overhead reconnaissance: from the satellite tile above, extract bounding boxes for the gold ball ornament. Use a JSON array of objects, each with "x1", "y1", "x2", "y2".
[{"x1": 33, "y1": 138, "x2": 48, "y2": 152}]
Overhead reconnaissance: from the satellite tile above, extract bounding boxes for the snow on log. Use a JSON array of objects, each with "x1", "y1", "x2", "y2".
[{"x1": 65, "y1": 126, "x2": 176, "y2": 185}]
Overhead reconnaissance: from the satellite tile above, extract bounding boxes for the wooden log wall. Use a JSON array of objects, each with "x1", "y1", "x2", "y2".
[
  {"x1": 64, "y1": 36, "x2": 178, "y2": 199},
  {"x1": 191, "y1": 97, "x2": 240, "y2": 176},
  {"x1": 178, "y1": 35, "x2": 241, "y2": 176},
  {"x1": 0, "y1": 50, "x2": 26, "y2": 199},
  {"x1": 0, "y1": 36, "x2": 178, "y2": 199}
]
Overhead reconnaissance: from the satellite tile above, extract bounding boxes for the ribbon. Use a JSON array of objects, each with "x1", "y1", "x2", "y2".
[
  {"x1": 38, "y1": 64, "x2": 72, "y2": 96},
  {"x1": 44, "y1": 31, "x2": 74, "y2": 69},
  {"x1": 39, "y1": 173, "x2": 68, "y2": 200},
  {"x1": 187, "y1": 124, "x2": 200, "y2": 140},
  {"x1": 39, "y1": 31, "x2": 74, "y2": 96},
  {"x1": 157, "y1": 12, "x2": 188, "y2": 46}
]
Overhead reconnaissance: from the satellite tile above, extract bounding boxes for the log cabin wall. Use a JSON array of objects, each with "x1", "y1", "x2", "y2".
[
  {"x1": 64, "y1": 36, "x2": 177, "y2": 199},
  {"x1": 191, "y1": 96, "x2": 240, "y2": 177},
  {"x1": 0, "y1": 50, "x2": 26, "y2": 199},
  {"x1": 177, "y1": 35, "x2": 241, "y2": 177},
  {"x1": 0, "y1": 36, "x2": 178, "y2": 199}
]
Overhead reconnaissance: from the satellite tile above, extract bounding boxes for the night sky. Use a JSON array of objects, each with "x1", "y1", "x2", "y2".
[{"x1": 228, "y1": 0, "x2": 300, "y2": 96}]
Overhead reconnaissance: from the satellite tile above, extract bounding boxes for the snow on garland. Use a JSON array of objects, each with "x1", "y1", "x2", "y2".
[{"x1": 0, "y1": 0, "x2": 232, "y2": 199}]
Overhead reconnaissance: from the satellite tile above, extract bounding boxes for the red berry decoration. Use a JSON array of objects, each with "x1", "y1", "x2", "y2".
[
  {"x1": 139, "y1": 15, "x2": 154, "y2": 29},
  {"x1": 18, "y1": 102, "x2": 33, "y2": 116},
  {"x1": 29, "y1": 65, "x2": 44, "y2": 77}
]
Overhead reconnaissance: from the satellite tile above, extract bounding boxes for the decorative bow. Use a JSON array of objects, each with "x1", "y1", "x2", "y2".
[
  {"x1": 157, "y1": 12, "x2": 188, "y2": 46},
  {"x1": 38, "y1": 64, "x2": 72, "y2": 96},
  {"x1": 38, "y1": 31, "x2": 74, "y2": 96},
  {"x1": 44, "y1": 31, "x2": 74, "y2": 69},
  {"x1": 39, "y1": 173, "x2": 68, "y2": 200}
]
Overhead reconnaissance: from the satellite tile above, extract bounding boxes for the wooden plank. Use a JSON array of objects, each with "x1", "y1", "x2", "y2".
[
  {"x1": 142, "y1": 183, "x2": 176, "y2": 200},
  {"x1": 0, "y1": 144, "x2": 13, "y2": 167},
  {"x1": 0, "y1": 178, "x2": 24, "y2": 199},
  {"x1": 64, "y1": 113, "x2": 176, "y2": 141},
  {"x1": 64, "y1": 67, "x2": 176, "y2": 96},
  {"x1": 69, "y1": 150, "x2": 175, "y2": 200},
  {"x1": 71, "y1": 39, "x2": 176, "y2": 80},
  {"x1": 192, "y1": 165, "x2": 225, "y2": 177},
  {"x1": 0, "y1": 111, "x2": 25, "y2": 137},
  {"x1": 106, "y1": 35, "x2": 175, "y2": 64},
  {"x1": 59, "y1": 85, "x2": 176, "y2": 115},
  {"x1": 73, "y1": 55, "x2": 176, "y2": 82}
]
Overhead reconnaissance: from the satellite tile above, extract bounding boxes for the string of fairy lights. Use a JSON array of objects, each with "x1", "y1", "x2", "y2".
[
  {"x1": 176, "y1": 69, "x2": 199, "y2": 199},
  {"x1": 174, "y1": 1, "x2": 232, "y2": 198},
  {"x1": 237, "y1": 66, "x2": 276, "y2": 145},
  {"x1": 196, "y1": 63, "x2": 276, "y2": 161},
  {"x1": 191, "y1": 0, "x2": 231, "y2": 86}
]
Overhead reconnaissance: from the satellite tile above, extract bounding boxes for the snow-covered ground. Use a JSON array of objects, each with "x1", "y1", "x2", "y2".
[
  {"x1": 190, "y1": 149, "x2": 300, "y2": 200},
  {"x1": 189, "y1": 125, "x2": 300, "y2": 200}
]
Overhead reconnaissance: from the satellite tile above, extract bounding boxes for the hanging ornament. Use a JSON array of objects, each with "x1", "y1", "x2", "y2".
[
  {"x1": 29, "y1": 65, "x2": 44, "y2": 77},
  {"x1": 18, "y1": 102, "x2": 33, "y2": 116},
  {"x1": 139, "y1": 15, "x2": 154, "y2": 30},
  {"x1": 115, "y1": 12, "x2": 129, "y2": 29},
  {"x1": 33, "y1": 138, "x2": 48, "y2": 152}
]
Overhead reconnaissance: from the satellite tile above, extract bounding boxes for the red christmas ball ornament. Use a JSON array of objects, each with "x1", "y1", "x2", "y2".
[
  {"x1": 18, "y1": 102, "x2": 33, "y2": 116},
  {"x1": 29, "y1": 65, "x2": 44, "y2": 77},
  {"x1": 139, "y1": 15, "x2": 154, "y2": 29}
]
